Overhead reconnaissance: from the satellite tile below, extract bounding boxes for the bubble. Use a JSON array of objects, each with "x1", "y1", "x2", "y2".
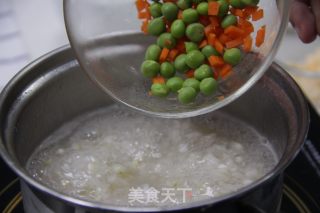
[
  {"x1": 82, "y1": 130, "x2": 99, "y2": 141},
  {"x1": 27, "y1": 104, "x2": 278, "y2": 206}
]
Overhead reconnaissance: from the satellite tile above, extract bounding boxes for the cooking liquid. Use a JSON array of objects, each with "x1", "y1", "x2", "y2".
[{"x1": 27, "y1": 105, "x2": 278, "y2": 206}]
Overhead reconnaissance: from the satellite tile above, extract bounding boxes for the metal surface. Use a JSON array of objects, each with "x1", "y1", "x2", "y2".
[{"x1": 0, "y1": 46, "x2": 309, "y2": 212}]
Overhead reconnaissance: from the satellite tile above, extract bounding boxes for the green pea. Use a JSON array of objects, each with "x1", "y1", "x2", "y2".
[
  {"x1": 157, "y1": 33, "x2": 176, "y2": 49},
  {"x1": 151, "y1": 83, "x2": 170, "y2": 97},
  {"x1": 174, "y1": 54, "x2": 189, "y2": 73},
  {"x1": 223, "y1": 48, "x2": 242, "y2": 66},
  {"x1": 186, "y1": 23, "x2": 205, "y2": 43},
  {"x1": 160, "y1": 62, "x2": 176, "y2": 78},
  {"x1": 145, "y1": 44, "x2": 161, "y2": 61},
  {"x1": 161, "y1": 2, "x2": 179, "y2": 21},
  {"x1": 186, "y1": 50, "x2": 205, "y2": 69},
  {"x1": 178, "y1": 87, "x2": 197, "y2": 104},
  {"x1": 221, "y1": 15, "x2": 237, "y2": 29},
  {"x1": 149, "y1": 2, "x2": 162, "y2": 18},
  {"x1": 185, "y1": 42, "x2": 199, "y2": 53},
  {"x1": 194, "y1": 64, "x2": 212, "y2": 80},
  {"x1": 201, "y1": 45, "x2": 220, "y2": 57},
  {"x1": 171, "y1": 20, "x2": 186, "y2": 39},
  {"x1": 182, "y1": 9, "x2": 199, "y2": 24},
  {"x1": 217, "y1": 0, "x2": 229, "y2": 17},
  {"x1": 200, "y1": 77, "x2": 218, "y2": 96},
  {"x1": 183, "y1": 78, "x2": 200, "y2": 91},
  {"x1": 177, "y1": 0, "x2": 192, "y2": 9},
  {"x1": 141, "y1": 60, "x2": 160, "y2": 78},
  {"x1": 230, "y1": 0, "x2": 245, "y2": 8},
  {"x1": 241, "y1": 0, "x2": 259, "y2": 6},
  {"x1": 196, "y1": 2, "x2": 208, "y2": 15},
  {"x1": 148, "y1": 18, "x2": 166, "y2": 36},
  {"x1": 166, "y1": 76, "x2": 184, "y2": 92}
]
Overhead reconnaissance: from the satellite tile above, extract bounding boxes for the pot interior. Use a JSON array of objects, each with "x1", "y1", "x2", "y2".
[{"x1": 0, "y1": 46, "x2": 308, "y2": 210}]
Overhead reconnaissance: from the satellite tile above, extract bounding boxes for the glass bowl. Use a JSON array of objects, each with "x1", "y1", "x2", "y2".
[{"x1": 64, "y1": 0, "x2": 291, "y2": 118}]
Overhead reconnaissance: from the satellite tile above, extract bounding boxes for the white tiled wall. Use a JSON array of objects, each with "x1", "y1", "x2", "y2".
[{"x1": 0, "y1": 0, "x2": 68, "y2": 90}]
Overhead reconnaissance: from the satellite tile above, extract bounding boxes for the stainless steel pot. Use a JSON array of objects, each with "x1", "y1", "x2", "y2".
[{"x1": 0, "y1": 46, "x2": 309, "y2": 213}]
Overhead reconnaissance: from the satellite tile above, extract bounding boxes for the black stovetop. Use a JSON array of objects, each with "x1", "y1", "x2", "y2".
[{"x1": 1, "y1": 104, "x2": 320, "y2": 213}]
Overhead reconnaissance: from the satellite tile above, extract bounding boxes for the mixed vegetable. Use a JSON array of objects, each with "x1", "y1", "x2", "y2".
[{"x1": 136, "y1": 0, "x2": 265, "y2": 104}]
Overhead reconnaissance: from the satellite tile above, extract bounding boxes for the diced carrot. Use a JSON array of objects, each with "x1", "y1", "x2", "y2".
[
  {"x1": 218, "y1": 34, "x2": 231, "y2": 45},
  {"x1": 243, "y1": 6, "x2": 258, "y2": 18},
  {"x1": 238, "y1": 18, "x2": 254, "y2": 36},
  {"x1": 238, "y1": 18, "x2": 247, "y2": 26},
  {"x1": 255, "y1": 26, "x2": 266, "y2": 47},
  {"x1": 138, "y1": 10, "x2": 151, "y2": 19},
  {"x1": 245, "y1": 25, "x2": 254, "y2": 35},
  {"x1": 176, "y1": 38, "x2": 186, "y2": 53},
  {"x1": 178, "y1": 10, "x2": 183, "y2": 19},
  {"x1": 152, "y1": 76, "x2": 166, "y2": 84},
  {"x1": 238, "y1": 18, "x2": 253, "y2": 29},
  {"x1": 230, "y1": 8, "x2": 236, "y2": 15},
  {"x1": 208, "y1": 1, "x2": 220, "y2": 16},
  {"x1": 205, "y1": 25, "x2": 215, "y2": 37},
  {"x1": 144, "y1": 0, "x2": 150, "y2": 7},
  {"x1": 231, "y1": 8, "x2": 244, "y2": 18},
  {"x1": 199, "y1": 40, "x2": 208, "y2": 48},
  {"x1": 159, "y1": 48, "x2": 170, "y2": 63},
  {"x1": 213, "y1": 70, "x2": 219, "y2": 79},
  {"x1": 252, "y1": 9, "x2": 264, "y2": 21},
  {"x1": 135, "y1": 0, "x2": 146, "y2": 12},
  {"x1": 225, "y1": 37, "x2": 243, "y2": 48},
  {"x1": 141, "y1": 20, "x2": 149, "y2": 34},
  {"x1": 208, "y1": 34, "x2": 216, "y2": 46},
  {"x1": 209, "y1": 16, "x2": 220, "y2": 27},
  {"x1": 214, "y1": 40, "x2": 224, "y2": 54},
  {"x1": 199, "y1": 15, "x2": 211, "y2": 26},
  {"x1": 236, "y1": 10, "x2": 244, "y2": 18},
  {"x1": 192, "y1": 3, "x2": 197, "y2": 9},
  {"x1": 243, "y1": 35, "x2": 253, "y2": 52},
  {"x1": 164, "y1": 18, "x2": 172, "y2": 31},
  {"x1": 168, "y1": 49, "x2": 179, "y2": 61},
  {"x1": 219, "y1": 64, "x2": 232, "y2": 78},
  {"x1": 213, "y1": 27, "x2": 224, "y2": 37},
  {"x1": 224, "y1": 26, "x2": 245, "y2": 39},
  {"x1": 185, "y1": 70, "x2": 195, "y2": 78},
  {"x1": 208, "y1": 55, "x2": 225, "y2": 67}
]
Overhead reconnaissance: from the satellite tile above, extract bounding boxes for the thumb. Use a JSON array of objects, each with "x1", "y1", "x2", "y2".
[{"x1": 290, "y1": 0, "x2": 317, "y2": 43}]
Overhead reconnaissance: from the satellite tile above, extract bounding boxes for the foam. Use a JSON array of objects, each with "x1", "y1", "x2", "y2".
[{"x1": 27, "y1": 105, "x2": 277, "y2": 206}]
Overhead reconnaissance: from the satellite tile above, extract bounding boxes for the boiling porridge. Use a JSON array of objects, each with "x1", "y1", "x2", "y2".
[{"x1": 27, "y1": 105, "x2": 277, "y2": 206}]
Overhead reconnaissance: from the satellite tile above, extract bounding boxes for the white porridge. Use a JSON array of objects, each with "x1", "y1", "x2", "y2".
[{"x1": 27, "y1": 105, "x2": 277, "y2": 206}]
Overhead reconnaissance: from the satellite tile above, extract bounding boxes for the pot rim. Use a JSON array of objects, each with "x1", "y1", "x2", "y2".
[{"x1": 0, "y1": 45, "x2": 309, "y2": 212}]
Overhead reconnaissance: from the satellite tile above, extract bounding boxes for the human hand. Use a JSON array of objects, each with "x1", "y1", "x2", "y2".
[{"x1": 290, "y1": 0, "x2": 320, "y2": 43}]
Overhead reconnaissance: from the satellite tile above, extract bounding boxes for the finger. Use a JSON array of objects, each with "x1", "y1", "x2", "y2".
[
  {"x1": 290, "y1": 0, "x2": 317, "y2": 43},
  {"x1": 310, "y1": 0, "x2": 320, "y2": 35}
]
